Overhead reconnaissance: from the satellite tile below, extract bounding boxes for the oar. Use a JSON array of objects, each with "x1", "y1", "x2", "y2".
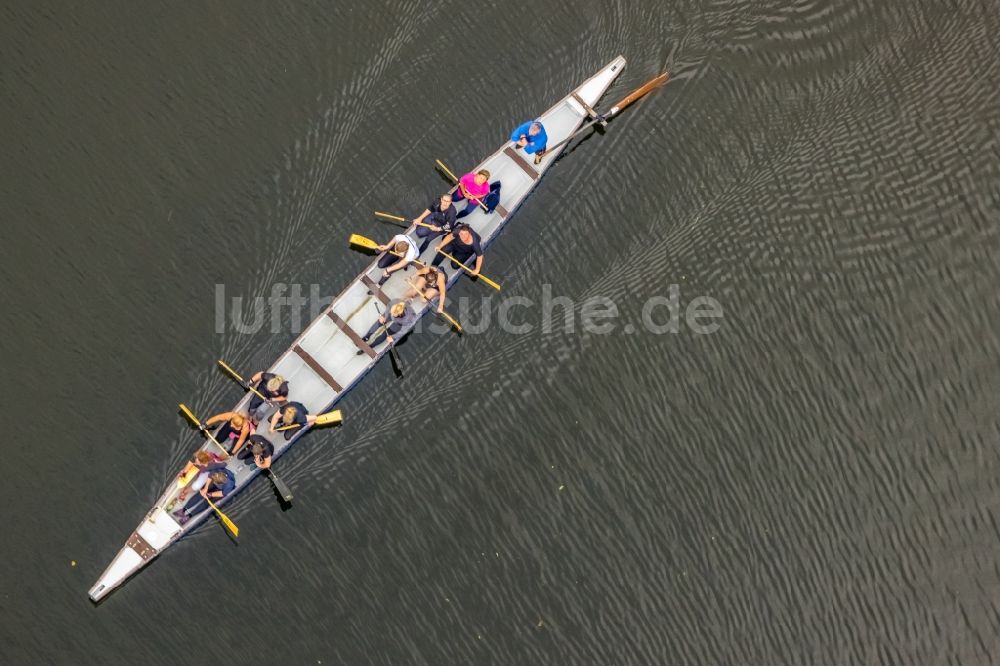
[
  {"x1": 435, "y1": 159, "x2": 489, "y2": 212},
  {"x1": 205, "y1": 496, "x2": 239, "y2": 538},
  {"x1": 350, "y1": 234, "x2": 383, "y2": 251},
  {"x1": 374, "y1": 211, "x2": 438, "y2": 230},
  {"x1": 274, "y1": 410, "x2": 343, "y2": 431},
  {"x1": 437, "y1": 309, "x2": 464, "y2": 334},
  {"x1": 265, "y1": 469, "x2": 293, "y2": 503},
  {"x1": 435, "y1": 248, "x2": 501, "y2": 291},
  {"x1": 538, "y1": 71, "x2": 670, "y2": 157},
  {"x1": 404, "y1": 276, "x2": 463, "y2": 334},
  {"x1": 350, "y1": 234, "x2": 429, "y2": 256},
  {"x1": 375, "y1": 301, "x2": 404, "y2": 377},
  {"x1": 179, "y1": 404, "x2": 230, "y2": 458},
  {"x1": 374, "y1": 211, "x2": 408, "y2": 228},
  {"x1": 217, "y1": 359, "x2": 268, "y2": 402},
  {"x1": 351, "y1": 234, "x2": 432, "y2": 270}
]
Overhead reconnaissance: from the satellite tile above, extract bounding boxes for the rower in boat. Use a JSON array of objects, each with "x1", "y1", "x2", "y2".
[
  {"x1": 175, "y1": 450, "x2": 227, "y2": 502},
  {"x1": 268, "y1": 401, "x2": 316, "y2": 441},
  {"x1": 453, "y1": 169, "x2": 491, "y2": 219},
  {"x1": 414, "y1": 193, "x2": 458, "y2": 253},
  {"x1": 247, "y1": 372, "x2": 289, "y2": 420},
  {"x1": 375, "y1": 234, "x2": 419, "y2": 285},
  {"x1": 203, "y1": 411, "x2": 251, "y2": 454},
  {"x1": 358, "y1": 300, "x2": 417, "y2": 351},
  {"x1": 510, "y1": 120, "x2": 548, "y2": 164},
  {"x1": 172, "y1": 468, "x2": 236, "y2": 526},
  {"x1": 403, "y1": 265, "x2": 448, "y2": 314},
  {"x1": 431, "y1": 223, "x2": 484, "y2": 277},
  {"x1": 236, "y1": 433, "x2": 274, "y2": 469}
]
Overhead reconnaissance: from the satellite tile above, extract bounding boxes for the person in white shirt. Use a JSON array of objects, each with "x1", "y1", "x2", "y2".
[{"x1": 375, "y1": 233, "x2": 419, "y2": 284}]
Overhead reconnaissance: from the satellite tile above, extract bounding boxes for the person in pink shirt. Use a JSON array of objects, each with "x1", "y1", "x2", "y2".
[{"x1": 453, "y1": 169, "x2": 491, "y2": 219}]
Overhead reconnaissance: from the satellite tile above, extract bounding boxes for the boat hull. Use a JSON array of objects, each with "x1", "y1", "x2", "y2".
[{"x1": 89, "y1": 56, "x2": 627, "y2": 602}]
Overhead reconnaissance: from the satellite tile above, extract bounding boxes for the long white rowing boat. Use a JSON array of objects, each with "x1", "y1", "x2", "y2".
[{"x1": 89, "y1": 56, "x2": 628, "y2": 602}]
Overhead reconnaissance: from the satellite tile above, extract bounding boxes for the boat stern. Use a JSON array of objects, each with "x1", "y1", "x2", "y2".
[{"x1": 89, "y1": 508, "x2": 182, "y2": 602}]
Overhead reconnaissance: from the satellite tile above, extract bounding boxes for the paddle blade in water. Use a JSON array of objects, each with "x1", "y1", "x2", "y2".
[
  {"x1": 609, "y1": 72, "x2": 670, "y2": 115},
  {"x1": 435, "y1": 159, "x2": 459, "y2": 183},
  {"x1": 439, "y1": 311, "x2": 463, "y2": 334},
  {"x1": 207, "y1": 498, "x2": 239, "y2": 538},
  {"x1": 350, "y1": 234, "x2": 379, "y2": 250},
  {"x1": 266, "y1": 470, "x2": 294, "y2": 504},
  {"x1": 220, "y1": 513, "x2": 239, "y2": 538},
  {"x1": 477, "y1": 274, "x2": 502, "y2": 291},
  {"x1": 179, "y1": 403, "x2": 199, "y2": 427},
  {"x1": 217, "y1": 359, "x2": 244, "y2": 382},
  {"x1": 314, "y1": 410, "x2": 343, "y2": 426}
]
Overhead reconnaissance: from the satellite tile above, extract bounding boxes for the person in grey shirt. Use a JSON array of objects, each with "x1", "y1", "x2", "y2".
[{"x1": 359, "y1": 300, "x2": 417, "y2": 350}]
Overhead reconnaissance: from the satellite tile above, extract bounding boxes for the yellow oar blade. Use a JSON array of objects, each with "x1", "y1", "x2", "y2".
[
  {"x1": 435, "y1": 159, "x2": 459, "y2": 183},
  {"x1": 374, "y1": 211, "x2": 406, "y2": 222},
  {"x1": 206, "y1": 498, "x2": 239, "y2": 537},
  {"x1": 477, "y1": 274, "x2": 502, "y2": 291},
  {"x1": 350, "y1": 234, "x2": 379, "y2": 250},
  {"x1": 218, "y1": 359, "x2": 268, "y2": 401},
  {"x1": 440, "y1": 311, "x2": 463, "y2": 333},
  {"x1": 217, "y1": 359, "x2": 244, "y2": 383},
  {"x1": 314, "y1": 409, "x2": 343, "y2": 426},
  {"x1": 176, "y1": 463, "x2": 199, "y2": 488},
  {"x1": 179, "y1": 403, "x2": 200, "y2": 427},
  {"x1": 179, "y1": 403, "x2": 230, "y2": 458}
]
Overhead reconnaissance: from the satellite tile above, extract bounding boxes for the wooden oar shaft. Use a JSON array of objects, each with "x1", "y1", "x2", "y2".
[
  {"x1": 179, "y1": 404, "x2": 230, "y2": 458},
  {"x1": 376, "y1": 211, "x2": 438, "y2": 230},
  {"x1": 390, "y1": 249, "x2": 427, "y2": 267},
  {"x1": 217, "y1": 360, "x2": 268, "y2": 402},
  {"x1": 436, "y1": 159, "x2": 459, "y2": 183},
  {"x1": 436, "y1": 249, "x2": 501, "y2": 290},
  {"x1": 542, "y1": 72, "x2": 670, "y2": 156},
  {"x1": 274, "y1": 409, "x2": 342, "y2": 431},
  {"x1": 608, "y1": 72, "x2": 670, "y2": 114},
  {"x1": 405, "y1": 276, "x2": 462, "y2": 333}
]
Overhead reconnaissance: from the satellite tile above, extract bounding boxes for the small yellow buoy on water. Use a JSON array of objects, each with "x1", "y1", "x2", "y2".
[{"x1": 71, "y1": 560, "x2": 77, "y2": 567}]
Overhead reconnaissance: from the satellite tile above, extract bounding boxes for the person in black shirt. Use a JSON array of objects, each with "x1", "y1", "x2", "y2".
[
  {"x1": 236, "y1": 434, "x2": 274, "y2": 469},
  {"x1": 431, "y1": 224, "x2": 484, "y2": 277},
  {"x1": 414, "y1": 194, "x2": 458, "y2": 253},
  {"x1": 247, "y1": 371, "x2": 289, "y2": 414},
  {"x1": 268, "y1": 401, "x2": 316, "y2": 441}
]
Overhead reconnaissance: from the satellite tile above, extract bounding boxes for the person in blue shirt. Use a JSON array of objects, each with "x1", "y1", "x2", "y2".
[
  {"x1": 172, "y1": 468, "x2": 236, "y2": 525},
  {"x1": 510, "y1": 120, "x2": 548, "y2": 164}
]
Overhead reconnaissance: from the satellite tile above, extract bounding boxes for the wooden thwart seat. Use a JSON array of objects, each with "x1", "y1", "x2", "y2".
[
  {"x1": 503, "y1": 146, "x2": 540, "y2": 181},
  {"x1": 292, "y1": 344, "x2": 343, "y2": 392},
  {"x1": 327, "y1": 311, "x2": 376, "y2": 359},
  {"x1": 360, "y1": 274, "x2": 390, "y2": 305}
]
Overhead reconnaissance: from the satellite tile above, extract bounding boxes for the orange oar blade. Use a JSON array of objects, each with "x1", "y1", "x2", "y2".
[{"x1": 609, "y1": 72, "x2": 670, "y2": 114}]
